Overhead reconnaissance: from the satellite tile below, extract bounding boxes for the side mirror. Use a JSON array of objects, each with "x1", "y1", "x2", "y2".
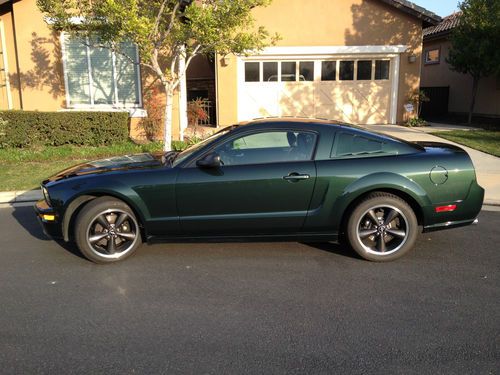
[{"x1": 196, "y1": 152, "x2": 222, "y2": 168}]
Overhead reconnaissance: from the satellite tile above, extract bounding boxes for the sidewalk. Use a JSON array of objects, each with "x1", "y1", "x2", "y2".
[{"x1": 361, "y1": 123, "x2": 500, "y2": 205}]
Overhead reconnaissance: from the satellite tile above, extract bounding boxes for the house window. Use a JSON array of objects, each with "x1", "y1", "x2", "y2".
[
  {"x1": 425, "y1": 48, "x2": 440, "y2": 64},
  {"x1": 62, "y1": 35, "x2": 141, "y2": 107},
  {"x1": 245, "y1": 62, "x2": 260, "y2": 82},
  {"x1": 263, "y1": 62, "x2": 278, "y2": 82},
  {"x1": 339, "y1": 61, "x2": 354, "y2": 81},
  {"x1": 299, "y1": 61, "x2": 314, "y2": 81},
  {"x1": 321, "y1": 61, "x2": 336, "y2": 81},
  {"x1": 281, "y1": 62, "x2": 296, "y2": 81},
  {"x1": 357, "y1": 60, "x2": 372, "y2": 80},
  {"x1": 375, "y1": 60, "x2": 390, "y2": 80}
]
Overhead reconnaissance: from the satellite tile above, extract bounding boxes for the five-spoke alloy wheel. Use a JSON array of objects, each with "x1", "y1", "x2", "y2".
[
  {"x1": 75, "y1": 197, "x2": 142, "y2": 263},
  {"x1": 346, "y1": 192, "x2": 418, "y2": 262}
]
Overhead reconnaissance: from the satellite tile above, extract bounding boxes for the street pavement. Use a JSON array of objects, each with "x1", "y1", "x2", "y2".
[
  {"x1": 0, "y1": 205, "x2": 499, "y2": 374},
  {"x1": 362, "y1": 124, "x2": 500, "y2": 205}
]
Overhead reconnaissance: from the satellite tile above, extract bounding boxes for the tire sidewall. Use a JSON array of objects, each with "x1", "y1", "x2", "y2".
[
  {"x1": 346, "y1": 194, "x2": 418, "y2": 262},
  {"x1": 74, "y1": 197, "x2": 142, "y2": 264}
]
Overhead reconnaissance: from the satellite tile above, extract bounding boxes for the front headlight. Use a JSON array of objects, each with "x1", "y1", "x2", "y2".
[{"x1": 41, "y1": 186, "x2": 51, "y2": 206}]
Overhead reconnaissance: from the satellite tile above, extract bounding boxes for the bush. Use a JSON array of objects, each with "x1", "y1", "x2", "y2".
[{"x1": 0, "y1": 110, "x2": 129, "y2": 148}]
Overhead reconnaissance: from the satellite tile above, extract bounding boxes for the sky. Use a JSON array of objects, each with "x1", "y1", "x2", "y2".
[{"x1": 411, "y1": 0, "x2": 460, "y2": 17}]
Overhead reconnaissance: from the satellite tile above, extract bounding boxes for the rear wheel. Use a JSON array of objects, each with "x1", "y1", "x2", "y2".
[
  {"x1": 346, "y1": 193, "x2": 418, "y2": 262},
  {"x1": 74, "y1": 197, "x2": 142, "y2": 263}
]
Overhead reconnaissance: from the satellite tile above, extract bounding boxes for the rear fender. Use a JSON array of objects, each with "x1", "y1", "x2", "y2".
[{"x1": 331, "y1": 172, "x2": 432, "y2": 229}]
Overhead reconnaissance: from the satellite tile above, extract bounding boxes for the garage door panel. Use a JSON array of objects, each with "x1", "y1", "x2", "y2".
[{"x1": 280, "y1": 83, "x2": 315, "y2": 118}]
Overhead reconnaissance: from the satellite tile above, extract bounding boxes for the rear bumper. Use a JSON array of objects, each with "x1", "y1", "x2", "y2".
[
  {"x1": 34, "y1": 199, "x2": 63, "y2": 239},
  {"x1": 423, "y1": 181, "x2": 484, "y2": 232}
]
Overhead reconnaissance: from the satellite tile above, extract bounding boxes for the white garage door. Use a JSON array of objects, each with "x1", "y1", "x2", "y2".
[{"x1": 237, "y1": 51, "x2": 399, "y2": 125}]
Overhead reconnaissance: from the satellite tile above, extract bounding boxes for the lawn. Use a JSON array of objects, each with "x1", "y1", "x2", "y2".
[
  {"x1": 430, "y1": 130, "x2": 500, "y2": 158},
  {"x1": 0, "y1": 141, "x2": 164, "y2": 191}
]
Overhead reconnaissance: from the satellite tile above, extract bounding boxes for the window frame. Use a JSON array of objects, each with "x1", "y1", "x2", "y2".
[
  {"x1": 60, "y1": 32, "x2": 143, "y2": 110},
  {"x1": 424, "y1": 47, "x2": 441, "y2": 65},
  {"x1": 187, "y1": 128, "x2": 320, "y2": 167}
]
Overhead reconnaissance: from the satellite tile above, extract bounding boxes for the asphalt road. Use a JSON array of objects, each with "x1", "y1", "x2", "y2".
[{"x1": 0, "y1": 205, "x2": 499, "y2": 374}]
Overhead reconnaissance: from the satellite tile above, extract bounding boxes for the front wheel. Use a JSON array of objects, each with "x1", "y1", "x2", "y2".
[
  {"x1": 346, "y1": 193, "x2": 418, "y2": 262},
  {"x1": 74, "y1": 197, "x2": 142, "y2": 263}
]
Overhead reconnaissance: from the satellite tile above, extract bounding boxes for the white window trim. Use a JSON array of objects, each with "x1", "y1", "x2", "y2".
[
  {"x1": 60, "y1": 32, "x2": 143, "y2": 114},
  {"x1": 238, "y1": 46, "x2": 406, "y2": 124}
]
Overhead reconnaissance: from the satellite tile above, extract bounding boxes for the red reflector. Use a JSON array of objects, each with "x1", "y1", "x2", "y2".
[{"x1": 435, "y1": 205, "x2": 457, "y2": 213}]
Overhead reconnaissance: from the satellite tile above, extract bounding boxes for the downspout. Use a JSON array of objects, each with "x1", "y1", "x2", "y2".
[{"x1": 10, "y1": 1, "x2": 23, "y2": 109}]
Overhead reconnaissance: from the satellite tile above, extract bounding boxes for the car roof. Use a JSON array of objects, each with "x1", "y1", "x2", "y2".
[{"x1": 233, "y1": 117, "x2": 422, "y2": 149}]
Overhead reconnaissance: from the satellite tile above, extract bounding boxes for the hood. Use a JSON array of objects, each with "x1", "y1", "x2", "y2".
[{"x1": 43, "y1": 152, "x2": 171, "y2": 184}]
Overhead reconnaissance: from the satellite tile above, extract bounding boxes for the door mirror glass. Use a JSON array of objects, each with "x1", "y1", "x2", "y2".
[{"x1": 196, "y1": 152, "x2": 222, "y2": 168}]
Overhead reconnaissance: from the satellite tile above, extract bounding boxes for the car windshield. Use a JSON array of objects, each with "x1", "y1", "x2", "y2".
[{"x1": 172, "y1": 126, "x2": 235, "y2": 166}]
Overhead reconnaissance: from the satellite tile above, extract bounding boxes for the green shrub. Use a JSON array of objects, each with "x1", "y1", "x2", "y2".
[{"x1": 0, "y1": 111, "x2": 129, "y2": 148}]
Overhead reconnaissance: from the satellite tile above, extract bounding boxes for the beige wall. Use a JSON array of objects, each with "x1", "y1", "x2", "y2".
[
  {"x1": 421, "y1": 39, "x2": 500, "y2": 117},
  {"x1": 217, "y1": 0, "x2": 423, "y2": 126},
  {"x1": 12, "y1": 0, "x2": 65, "y2": 110}
]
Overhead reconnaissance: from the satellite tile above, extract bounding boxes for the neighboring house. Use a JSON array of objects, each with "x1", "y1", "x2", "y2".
[
  {"x1": 0, "y1": 0, "x2": 440, "y2": 141},
  {"x1": 421, "y1": 12, "x2": 500, "y2": 119}
]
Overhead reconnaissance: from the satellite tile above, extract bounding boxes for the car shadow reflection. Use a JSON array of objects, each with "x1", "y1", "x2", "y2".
[
  {"x1": 11, "y1": 204, "x2": 86, "y2": 260},
  {"x1": 303, "y1": 241, "x2": 361, "y2": 260}
]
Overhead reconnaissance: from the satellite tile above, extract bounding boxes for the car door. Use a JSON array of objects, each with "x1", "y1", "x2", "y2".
[{"x1": 176, "y1": 129, "x2": 318, "y2": 236}]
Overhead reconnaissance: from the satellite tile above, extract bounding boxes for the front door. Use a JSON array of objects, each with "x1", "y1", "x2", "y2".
[{"x1": 176, "y1": 130, "x2": 318, "y2": 236}]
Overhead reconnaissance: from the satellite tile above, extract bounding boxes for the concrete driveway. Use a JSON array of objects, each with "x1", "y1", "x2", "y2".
[{"x1": 362, "y1": 124, "x2": 500, "y2": 205}]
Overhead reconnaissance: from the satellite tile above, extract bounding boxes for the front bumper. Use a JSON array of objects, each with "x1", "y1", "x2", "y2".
[{"x1": 34, "y1": 199, "x2": 63, "y2": 239}]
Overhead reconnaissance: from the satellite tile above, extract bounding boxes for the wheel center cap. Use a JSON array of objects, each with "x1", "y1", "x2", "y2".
[{"x1": 378, "y1": 225, "x2": 386, "y2": 233}]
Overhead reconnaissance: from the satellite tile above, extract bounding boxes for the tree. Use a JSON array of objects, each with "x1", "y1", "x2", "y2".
[
  {"x1": 446, "y1": 0, "x2": 500, "y2": 124},
  {"x1": 37, "y1": 0, "x2": 278, "y2": 151}
]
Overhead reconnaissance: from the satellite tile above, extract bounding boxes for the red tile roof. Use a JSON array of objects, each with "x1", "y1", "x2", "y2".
[{"x1": 423, "y1": 12, "x2": 461, "y2": 38}]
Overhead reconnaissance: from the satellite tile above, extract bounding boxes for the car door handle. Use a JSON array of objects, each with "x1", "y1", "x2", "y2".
[{"x1": 283, "y1": 173, "x2": 310, "y2": 181}]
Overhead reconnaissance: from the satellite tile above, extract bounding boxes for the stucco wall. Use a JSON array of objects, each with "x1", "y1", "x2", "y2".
[
  {"x1": 217, "y1": 0, "x2": 423, "y2": 126},
  {"x1": 421, "y1": 39, "x2": 500, "y2": 117},
  {"x1": 12, "y1": 0, "x2": 65, "y2": 111}
]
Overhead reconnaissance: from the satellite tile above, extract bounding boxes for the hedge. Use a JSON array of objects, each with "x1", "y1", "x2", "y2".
[{"x1": 0, "y1": 110, "x2": 130, "y2": 148}]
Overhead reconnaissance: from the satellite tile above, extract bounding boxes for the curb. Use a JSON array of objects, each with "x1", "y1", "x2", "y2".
[{"x1": 0, "y1": 189, "x2": 42, "y2": 204}]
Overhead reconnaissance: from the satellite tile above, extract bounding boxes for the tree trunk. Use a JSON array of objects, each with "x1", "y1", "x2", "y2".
[
  {"x1": 163, "y1": 84, "x2": 174, "y2": 152},
  {"x1": 468, "y1": 76, "x2": 479, "y2": 125}
]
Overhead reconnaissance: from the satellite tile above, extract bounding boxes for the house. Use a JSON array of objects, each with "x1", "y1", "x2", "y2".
[
  {"x1": 421, "y1": 12, "x2": 500, "y2": 119},
  {"x1": 0, "y1": 0, "x2": 440, "y2": 140}
]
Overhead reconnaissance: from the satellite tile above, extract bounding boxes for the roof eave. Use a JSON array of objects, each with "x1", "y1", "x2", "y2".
[{"x1": 378, "y1": 0, "x2": 442, "y2": 26}]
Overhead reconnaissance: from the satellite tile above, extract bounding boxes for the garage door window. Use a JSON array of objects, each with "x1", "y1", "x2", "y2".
[
  {"x1": 263, "y1": 62, "x2": 278, "y2": 82},
  {"x1": 245, "y1": 62, "x2": 260, "y2": 82},
  {"x1": 357, "y1": 60, "x2": 372, "y2": 80},
  {"x1": 375, "y1": 60, "x2": 390, "y2": 80},
  {"x1": 299, "y1": 62, "x2": 314, "y2": 81},
  {"x1": 321, "y1": 61, "x2": 336, "y2": 81},
  {"x1": 281, "y1": 62, "x2": 296, "y2": 81},
  {"x1": 339, "y1": 61, "x2": 354, "y2": 81}
]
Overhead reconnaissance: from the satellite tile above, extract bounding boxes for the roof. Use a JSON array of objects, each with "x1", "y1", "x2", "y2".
[
  {"x1": 378, "y1": 0, "x2": 442, "y2": 26},
  {"x1": 423, "y1": 12, "x2": 461, "y2": 39}
]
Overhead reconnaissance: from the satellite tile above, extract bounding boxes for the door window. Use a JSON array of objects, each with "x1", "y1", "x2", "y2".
[{"x1": 214, "y1": 130, "x2": 317, "y2": 166}]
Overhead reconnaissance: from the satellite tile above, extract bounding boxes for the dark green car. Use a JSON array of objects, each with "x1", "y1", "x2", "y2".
[{"x1": 35, "y1": 119, "x2": 484, "y2": 263}]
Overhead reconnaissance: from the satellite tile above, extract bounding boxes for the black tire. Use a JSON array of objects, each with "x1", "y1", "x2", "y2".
[
  {"x1": 74, "y1": 197, "x2": 142, "y2": 264},
  {"x1": 346, "y1": 192, "x2": 418, "y2": 262}
]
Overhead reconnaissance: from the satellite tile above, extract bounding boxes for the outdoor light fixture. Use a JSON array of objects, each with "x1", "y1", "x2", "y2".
[
  {"x1": 408, "y1": 54, "x2": 417, "y2": 63},
  {"x1": 221, "y1": 55, "x2": 231, "y2": 66}
]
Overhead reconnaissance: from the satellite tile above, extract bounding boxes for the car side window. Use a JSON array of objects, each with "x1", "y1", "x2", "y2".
[
  {"x1": 332, "y1": 132, "x2": 396, "y2": 158},
  {"x1": 214, "y1": 130, "x2": 317, "y2": 166}
]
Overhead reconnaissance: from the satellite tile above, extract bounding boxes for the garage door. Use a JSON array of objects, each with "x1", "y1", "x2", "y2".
[{"x1": 238, "y1": 58, "x2": 393, "y2": 124}]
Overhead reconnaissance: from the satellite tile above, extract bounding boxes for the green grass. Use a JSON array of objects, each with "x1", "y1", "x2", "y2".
[
  {"x1": 0, "y1": 141, "x2": 164, "y2": 191},
  {"x1": 430, "y1": 130, "x2": 500, "y2": 158}
]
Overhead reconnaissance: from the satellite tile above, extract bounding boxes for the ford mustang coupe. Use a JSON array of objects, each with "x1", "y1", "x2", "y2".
[{"x1": 35, "y1": 119, "x2": 484, "y2": 263}]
